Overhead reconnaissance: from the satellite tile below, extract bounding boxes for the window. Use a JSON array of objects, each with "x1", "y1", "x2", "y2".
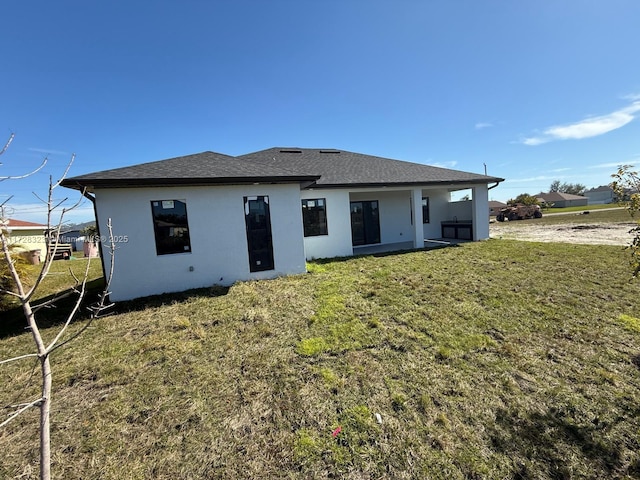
[
  {"x1": 422, "y1": 197, "x2": 430, "y2": 224},
  {"x1": 244, "y1": 196, "x2": 274, "y2": 272},
  {"x1": 151, "y1": 200, "x2": 191, "y2": 255},
  {"x1": 302, "y1": 198, "x2": 328, "y2": 236}
]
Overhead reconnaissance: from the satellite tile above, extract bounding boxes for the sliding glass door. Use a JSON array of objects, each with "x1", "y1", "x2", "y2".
[{"x1": 350, "y1": 200, "x2": 380, "y2": 246}]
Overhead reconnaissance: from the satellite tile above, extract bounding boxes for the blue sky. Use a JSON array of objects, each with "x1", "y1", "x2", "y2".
[{"x1": 1, "y1": 0, "x2": 639, "y2": 223}]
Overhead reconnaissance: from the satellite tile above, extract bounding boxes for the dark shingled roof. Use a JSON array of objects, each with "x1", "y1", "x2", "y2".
[
  {"x1": 62, "y1": 148, "x2": 503, "y2": 190},
  {"x1": 238, "y1": 148, "x2": 503, "y2": 187},
  {"x1": 61, "y1": 151, "x2": 320, "y2": 190}
]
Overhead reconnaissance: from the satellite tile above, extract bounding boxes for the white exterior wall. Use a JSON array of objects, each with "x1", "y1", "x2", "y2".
[
  {"x1": 422, "y1": 186, "x2": 491, "y2": 240},
  {"x1": 303, "y1": 187, "x2": 463, "y2": 258},
  {"x1": 422, "y1": 190, "x2": 452, "y2": 239},
  {"x1": 94, "y1": 184, "x2": 307, "y2": 301},
  {"x1": 447, "y1": 199, "x2": 473, "y2": 221},
  {"x1": 472, "y1": 185, "x2": 490, "y2": 240},
  {"x1": 302, "y1": 186, "x2": 481, "y2": 258},
  {"x1": 301, "y1": 189, "x2": 352, "y2": 260},
  {"x1": 411, "y1": 188, "x2": 424, "y2": 248},
  {"x1": 350, "y1": 190, "x2": 414, "y2": 244}
]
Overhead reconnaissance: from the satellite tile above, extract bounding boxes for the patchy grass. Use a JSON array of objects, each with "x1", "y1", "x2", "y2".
[
  {"x1": 0, "y1": 257, "x2": 104, "y2": 337},
  {"x1": 541, "y1": 204, "x2": 621, "y2": 214},
  {"x1": 1, "y1": 240, "x2": 639, "y2": 479},
  {"x1": 498, "y1": 207, "x2": 633, "y2": 227}
]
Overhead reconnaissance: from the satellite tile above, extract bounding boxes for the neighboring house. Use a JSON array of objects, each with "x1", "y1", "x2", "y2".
[
  {"x1": 61, "y1": 147, "x2": 504, "y2": 301},
  {"x1": 60, "y1": 221, "x2": 97, "y2": 251},
  {"x1": 535, "y1": 191, "x2": 589, "y2": 208},
  {"x1": 584, "y1": 186, "x2": 615, "y2": 205},
  {"x1": 4, "y1": 219, "x2": 48, "y2": 261},
  {"x1": 488, "y1": 200, "x2": 507, "y2": 217}
]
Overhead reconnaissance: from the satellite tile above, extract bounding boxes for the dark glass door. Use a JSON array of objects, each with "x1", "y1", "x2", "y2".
[
  {"x1": 350, "y1": 200, "x2": 380, "y2": 246},
  {"x1": 244, "y1": 196, "x2": 274, "y2": 272}
]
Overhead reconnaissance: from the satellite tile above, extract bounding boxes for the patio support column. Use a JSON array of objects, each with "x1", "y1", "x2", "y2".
[
  {"x1": 412, "y1": 188, "x2": 424, "y2": 248},
  {"x1": 471, "y1": 185, "x2": 489, "y2": 240}
]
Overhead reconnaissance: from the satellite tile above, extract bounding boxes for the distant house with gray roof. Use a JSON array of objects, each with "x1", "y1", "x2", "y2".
[
  {"x1": 62, "y1": 147, "x2": 503, "y2": 301},
  {"x1": 488, "y1": 200, "x2": 508, "y2": 216},
  {"x1": 535, "y1": 191, "x2": 588, "y2": 208}
]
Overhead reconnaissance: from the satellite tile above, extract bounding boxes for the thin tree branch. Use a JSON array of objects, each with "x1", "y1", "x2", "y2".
[
  {"x1": 45, "y1": 256, "x2": 91, "y2": 352},
  {"x1": 52, "y1": 153, "x2": 75, "y2": 189},
  {"x1": 0, "y1": 156, "x2": 48, "y2": 182},
  {"x1": 50, "y1": 197, "x2": 68, "y2": 211},
  {"x1": 0, "y1": 353, "x2": 38, "y2": 365},
  {"x1": 0, "y1": 397, "x2": 43, "y2": 428},
  {"x1": 31, "y1": 288, "x2": 79, "y2": 313},
  {"x1": 23, "y1": 178, "x2": 86, "y2": 301},
  {"x1": 0, "y1": 195, "x2": 14, "y2": 210},
  {"x1": 32, "y1": 191, "x2": 48, "y2": 205},
  {"x1": 0, "y1": 132, "x2": 15, "y2": 158},
  {"x1": 2, "y1": 358, "x2": 40, "y2": 424},
  {"x1": 0, "y1": 289, "x2": 21, "y2": 298}
]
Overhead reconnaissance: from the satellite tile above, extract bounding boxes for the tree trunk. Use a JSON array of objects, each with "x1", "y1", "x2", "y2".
[
  {"x1": 21, "y1": 298, "x2": 52, "y2": 480},
  {"x1": 40, "y1": 355, "x2": 52, "y2": 480}
]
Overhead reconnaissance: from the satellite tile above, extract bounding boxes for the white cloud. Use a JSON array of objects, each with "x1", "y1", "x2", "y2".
[
  {"x1": 430, "y1": 160, "x2": 458, "y2": 169},
  {"x1": 475, "y1": 122, "x2": 493, "y2": 130},
  {"x1": 522, "y1": 136, "x2": 548, "y2": 146},
  {"x1": 521, "y1": 98, "x2": 640, "y2": 146},
  {"x1": 550, "y1": 167, "x2": 571, "y2": 173}
]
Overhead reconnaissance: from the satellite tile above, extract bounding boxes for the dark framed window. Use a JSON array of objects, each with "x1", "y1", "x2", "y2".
[
  {"x1": 302, "y1": 198, "x2": 328, "y2": 236},
  {"x1": 151, "y1": 200, "x2": 191, "y2": 255},
  {"x1": 244, "y1": 196, "x2": 274, "y2": 272},
  {"x1": 422, "y1": 197, "x2": 430, "y2": 224}
]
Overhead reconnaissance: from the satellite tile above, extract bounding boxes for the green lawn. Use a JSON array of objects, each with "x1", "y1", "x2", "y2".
[
  {"x1": 0, "y1": 256, "x2": 104, "y2": 335},
  {"x1": 498, "y1": 206, "x2": 634, "y2": 227},
  {"x1": 542, "y1": 203, "x2": 622, "y2": 214},
  {"x1": 1, "y1": 240, "x2": 639, "y2": 479}
]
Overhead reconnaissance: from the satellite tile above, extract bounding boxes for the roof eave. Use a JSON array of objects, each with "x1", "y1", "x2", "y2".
[
  {"x1": 61, "y1": 175, "x2": 321, "y2": 190},
  {"x1": 306, "y1": 178, "x2": 505, "y2": 189}
]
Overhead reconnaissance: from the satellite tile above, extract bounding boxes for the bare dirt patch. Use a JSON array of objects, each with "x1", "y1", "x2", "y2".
[{"x1": 490, "y1": 221, "x2": 636, "y2": 246}]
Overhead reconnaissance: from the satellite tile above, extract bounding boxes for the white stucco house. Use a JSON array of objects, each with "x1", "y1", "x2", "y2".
[
  {"x1": 584, "y1": 186, "x2": 615, "y2": 205},
  {"x1": 61, "y1": 148, "x2": 503, "y2": 301}
]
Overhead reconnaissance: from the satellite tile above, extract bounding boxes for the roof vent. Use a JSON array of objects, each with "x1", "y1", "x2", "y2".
[
  {"x1": 279, "y1": 149, "x2": 302, "y2": 153},
  {"x1": 319, "y1": 149, "x2": 341, "y2": 154}
]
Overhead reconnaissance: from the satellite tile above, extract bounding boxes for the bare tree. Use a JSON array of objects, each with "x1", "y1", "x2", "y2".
[
  {"x1": 0, "y1": 134, "x2": 115, "y2": 480},
  {"x1": 611, "y1": 165, "x2": 640, "y2": 278}
]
